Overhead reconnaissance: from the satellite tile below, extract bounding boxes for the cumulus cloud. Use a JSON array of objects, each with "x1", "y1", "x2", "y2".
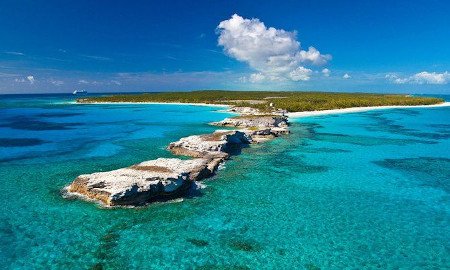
[
  {"x1": 14, "y1": 78, "x2": 26, "y2": 83},
  {"x1": 386, "y1": 71, "x2": 450, "y2": 85},
  {"x1": 15, "y1": 75, "x2": 35, "y2": 84},
  {"x1": 26, "y1": 75, "x2": 35, "y2": 84},
  {"x1": 289, "y1": 67, "x2": 312, "y2": 81},
  {"x1": 249, "y1": 73, "x2": 265, "y2": 83},
  {"x1": 343, "y1": 73, "x2": 351, "y2": 79},
  {"x1": 217, "y1": 14, "x2": 331, "y2": 83},
  {"x1": 322, "y1": 68, "x2": 330, "y2": 77}
]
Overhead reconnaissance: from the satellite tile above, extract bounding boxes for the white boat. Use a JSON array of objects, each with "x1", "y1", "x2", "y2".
[{"x1": 73, "y1": 89, "x2": 87, "y2": 95}]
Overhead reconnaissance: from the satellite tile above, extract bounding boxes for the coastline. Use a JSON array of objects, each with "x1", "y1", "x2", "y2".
[
  {"x1": 76, "y1": 101, "x2": 230, "y2": 108},
  {"x1": 76, "y1": 99, "x2": 449, "y2": 116},
  {"x1": 287, "y1": 102, "x2": 450, "y2": 118}
]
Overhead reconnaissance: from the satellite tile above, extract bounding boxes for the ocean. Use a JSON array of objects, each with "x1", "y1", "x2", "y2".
[{"x1": 0, "y1": 94, "x2": 449, "y2": 269}]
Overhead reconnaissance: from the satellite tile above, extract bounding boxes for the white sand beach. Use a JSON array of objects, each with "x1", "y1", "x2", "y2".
[
  {"x1": 74, "y1": 99, "x2": 450, "y2": 118},
  {"x1": 76, "y1": 101, "x2": 230, "y2": 107},
  {"x1": 287, "y1": 102, "x2": 450, "y2": 118}
]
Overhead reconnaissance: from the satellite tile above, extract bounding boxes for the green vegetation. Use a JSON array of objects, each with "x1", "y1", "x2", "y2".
[{"x1": 78, "y1": 90, "x2": 443, "y2": 112}]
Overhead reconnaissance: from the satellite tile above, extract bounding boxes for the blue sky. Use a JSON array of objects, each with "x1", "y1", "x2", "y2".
[{"x1": 0, "y1": 0, "x2": 449, "y2": 94}]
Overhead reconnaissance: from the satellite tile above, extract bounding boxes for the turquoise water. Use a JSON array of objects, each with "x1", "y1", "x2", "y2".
[{"x1": 0, "y1": 94, "x2": 449, "y2": 269}]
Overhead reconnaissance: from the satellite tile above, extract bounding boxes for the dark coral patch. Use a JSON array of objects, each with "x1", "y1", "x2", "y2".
[
  {"x1": 270, "y1": 154, "x2": 329, "y2": 174},
  {"x1": 305, "y1": 263, "x2": 321, "y2": 270},
  {"x1": 197, "y1": 265, "x2": 250, "y2": 270},
  {"x1": 37, "y1": 112, "x2": 83, "y2": 118},
  {"x1": 1, "y1": 116, "x2": 82, "y2": 131},
  {"x1": 187, "y1": 238, "x2": 209, "y2": 247},
  {"x1": 374, "y1": 157, "x2": 450, "y2": 193},
  {"x1": 228, "y1": 239, "x2": 261, "y2": 252},
  {"x1": 94, "y1": 231, "x2": 120, "y2": 262},
  {"x1": 300, "y1": 147, "x2": 351, "y2": 153},
  {"x1": 314, "y1": 132, "x2": 437, "y2": 146},
  {"x1": 0, "y1": 138, "x2": 46, "y2": 147},
  {"x1": 362, "y1": 112, "x2": 450, "y2": 140},
  {"x1": 90, "y1": 263, "x2": 104, "y2": 270}
]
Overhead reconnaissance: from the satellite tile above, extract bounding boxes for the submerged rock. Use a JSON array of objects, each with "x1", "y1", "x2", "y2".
[{"x1": 66, "y1": 158, "x2": 220, "y2": 206}]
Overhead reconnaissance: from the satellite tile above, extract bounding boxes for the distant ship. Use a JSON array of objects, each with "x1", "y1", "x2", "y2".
[{"x1": 72, "y1": 89, "x2": 87, "y2": 95}]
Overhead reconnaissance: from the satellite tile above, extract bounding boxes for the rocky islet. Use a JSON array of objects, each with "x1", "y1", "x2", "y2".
[{"x1": 65, "y1": 106, "x2": 289, "y2": 207}]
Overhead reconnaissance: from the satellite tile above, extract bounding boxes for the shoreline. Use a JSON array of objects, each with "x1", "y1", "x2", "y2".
[
  {"x1": 287, "y1": 102, "x2": 450, "y2": 118},
  {"x1": 76, "y1": 101, "x2": 230, "y2": 108},
  {"x1": 76, "y1": 100, "x2": 449, "y2": 117}
]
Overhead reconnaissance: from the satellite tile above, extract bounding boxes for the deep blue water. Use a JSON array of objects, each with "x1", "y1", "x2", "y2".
[{"x1": 0, "y1": 94, "x2": 449, "y2": 269}]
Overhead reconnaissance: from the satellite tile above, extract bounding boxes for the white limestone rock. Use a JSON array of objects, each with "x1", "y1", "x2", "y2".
[
  {"x1": 67, "y1": 158, "x2": 218, "y2": 206},
  {"x1": 228, "y1": 106, "x2": 262, "y2": 115},
  {"x1": 167, "y1": 130, "x2": 251, "y2": 158},
  {"x1": 211, "y1": 115, "x2": 288, "y2": 129}
]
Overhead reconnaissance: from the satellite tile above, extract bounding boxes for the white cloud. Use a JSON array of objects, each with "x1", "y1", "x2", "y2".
[
  {"x1": 4, "y1": 51, "x2": 24, "y2": 56},
  {"x1": 79, "y1": 79, "x2": 101, "y2": 85},
  {"x1": 322, "y1": 68, "x2": 330, "y2": 77},
  {"x1": 13, "y1": 75, "x2": 35, "y2": 84},
  {"x1": 78, "y1": 79, "x2": 121, "y2": 86},
  {"x1": 297, "y1": 47, "x2": 330, "y2": 66},
  {"x1": 217, "y1": 14, "x2": 331, "y2": 83},
  {"x1": 386, "y1": 71, "x2": 450, "y2": 85},
  {"x1": 26, "y1": 75, "x2": 35, "y2": 84},
  {"x1": 385, "y1": 74, "x2": 407, "y2": 84},
  {"x1": 289, "y1": 67, "x2": 312, "y2": 81},
  {"x1": 80, "y1": 54, "x2": 111, "y2": 61},
  {"x1": 238, "y1": 76, "x2": 247, "y2": 83},
  {"x1": 249, "y1": 73, "x2": 266, "y2": 83},
  {"x1": 50, "y1": 79, "x2": 64, "y2": 86},
  {"x1": 343, "y1": 73, "x2": 351, "y2": 79}
]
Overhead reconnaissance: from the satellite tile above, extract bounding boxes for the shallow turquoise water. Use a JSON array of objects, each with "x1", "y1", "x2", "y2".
[{"x1": 0, "y1": 94, "x2": 449, "y2": 269}]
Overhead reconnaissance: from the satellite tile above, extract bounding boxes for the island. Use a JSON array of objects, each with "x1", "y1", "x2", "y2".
[{"x1": 65, "y1": 91, "x2": 444, "y2": 207}]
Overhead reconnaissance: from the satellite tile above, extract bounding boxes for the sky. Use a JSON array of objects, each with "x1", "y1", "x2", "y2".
[{"x1": 0, "y1": 0, "x2": 449, "y2": 94}]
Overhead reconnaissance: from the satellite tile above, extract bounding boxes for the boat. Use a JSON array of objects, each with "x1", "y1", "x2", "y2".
[{"x1": 73, "y1": 89, "x2": 87, "y2": 95}]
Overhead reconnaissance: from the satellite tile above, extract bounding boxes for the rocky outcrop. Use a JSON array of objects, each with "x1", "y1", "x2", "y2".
[
  {"x1": 211, "y1": 115, "x2": 288, "y2": 129},
  {"x1": 167, "y1": 130, "x2": 251, "y2": 158},
  {"x1": 228, "y1": 106, "x2": 262, "y2": 115},
  {"x1": 65, "y1": 106, "x2": 290, "y2": 207},
  {"x1": 66, "y1": 158, "x2": 221, "y2": 206},
  {"x1": 211, "y1": 115, "x2": 289, "y2": 142},
  {"x1": 66, "y1": 130, "x2": 251, "y2": 207}
]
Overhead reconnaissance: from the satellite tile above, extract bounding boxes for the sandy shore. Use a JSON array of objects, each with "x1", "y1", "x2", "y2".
[
  {"x1": 77, "y1": 101, "x2": 230, "y2": 108},
  {"x1": 287, "y1": 102, "x2": 450, "y2": 118},
  {"x1": 75, "y1": 100, "x2": 449, "y2": 118}
]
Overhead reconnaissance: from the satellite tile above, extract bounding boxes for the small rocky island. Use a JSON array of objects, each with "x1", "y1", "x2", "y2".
[{"x1": 65, "y1": 109, "x2": 289, "y2": 207}]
